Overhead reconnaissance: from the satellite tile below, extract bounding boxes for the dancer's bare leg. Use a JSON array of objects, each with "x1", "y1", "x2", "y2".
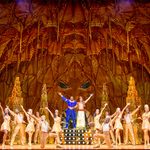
[
  {"x1": 10, "y1": 125, "x2": 20, "y2": 146},
  {"x1": 144, "y1": 129, "x2": 149, "y2": 145},
  {"x1": 128, "y1": 124, "x2": 135, "y2": 145},
  {"x1": 40, "y1": 132, "x2": 48, "y2": 149},
  {"x1": 115, "y1": 129, "x2": 121, "y2": 145},
  {"x1": 104, "y1": 132, "x2": 113, "y2": 148},
  {"x1": 125, "y1": 124, "x2": 129, "y2": 144},
  {"x1": 34, "y1": 128, "x2": 40, "y2": 144},
  {"x1": 110, "y1": 130, "x2": 115, "y2": 144},
  {"x1": 93, "y1": 133, "x2": 104, "y2": 148},
  {"x1": 2, "y1": 130, "x2": 8, "y2": 147},
  {"x1": 28, "y1": 132, "x2": 33, "y2": 146},
  {"x1": 49, "y1": 132, "x2": 62, "y2": 148}
]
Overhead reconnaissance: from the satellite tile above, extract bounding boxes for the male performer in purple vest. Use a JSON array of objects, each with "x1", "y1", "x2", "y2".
[{"x1": 58, "y1": 92, "x2": 77, "y2": 128}]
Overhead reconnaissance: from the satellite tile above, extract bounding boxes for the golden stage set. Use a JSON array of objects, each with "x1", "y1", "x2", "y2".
[{"x1": 0, "y1": 0, "x2": 149, "y2": 149}]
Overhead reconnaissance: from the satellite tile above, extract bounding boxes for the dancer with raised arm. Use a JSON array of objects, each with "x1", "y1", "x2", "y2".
[
  {"x1": 124, "y1": 105, "x2": 141, "y2": 145},
  {"x1": 142, "y1": 104, "x2": 150, "y2": 146},
  {"x1": 0, "y1": 103, "x2": 10, "y2": 148},
  {"x1": 6, "y1": 106, "x2": 25, "y2": 147},
  {"x1": 93, "y1": 113, "x2": 118, "y2": 148},
  {"x1": 94, "y1": 103, "x2": 108, "y2": 132},
  {"x1": 28, "y1": 113, "x2": 62, "y2": 148},
  {"x1": 93, "y1": 103, "x2": 107, "y2": 146},
  {"x1": 76, "y1": 94, "x2": 93, "y2": 129},
  {"x1": 20, "y1": 105, "x2": 35, "y2": 147},
  {"x1": 45, "y1": 107, "x2": 64, "y2": 144},
  {"x1": 33, "y1": 111, "x2": 41, "y2": 144},
  {"x1": 105, "y1": 111, "x2": 116, "y2": 144},
  {"x1": 114, "y1": 103, "x2": 130, "y2": 145},
  {"x1": 58, "y1": 92, "x2": 77, "y2": 128}
]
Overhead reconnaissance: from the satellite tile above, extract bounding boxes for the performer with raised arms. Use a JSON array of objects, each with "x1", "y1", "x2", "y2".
[
  {"x1": 45, "y1": 107, "x2": 64, "y2": 144},
  {"x1": 93, "y1": 113, "x2": 118, "y2": 148},
  {"x1": 28, "y1": 113, "x2": 62, "y2": 148},
  {"x1": 6, "y1": 105, "x2": 25, "y2": 147},
  {"x1": 0, "y1": 103, "x2": 11, "y2": 148},
  {"x1": 142, "y1": 104, "x2": 150, "y2": 146},
  {"x1": 58, "y1": 92, "x2": 77, "y2": 128},
  {"x1": 33, "y1": 111, "x2": 41, "y2": 144},
  {"x1": 114, "y1": 103, "x2": 130, "y2": 145},
  {"x1": 94, "y1": 103, "x2": 108, "y2": 132},
  {"x1": 105, "y1": 111, "x2": 116, "y2": 144},
  {"x1": 124, "y1": 105, "x2": 141, "y2": 145},
  {"x1": 20, "y1": 105, "x2": 35, "y2": 147},
  {"x1": 76, "y1": 94, "x2": 93, "y2": 129}
]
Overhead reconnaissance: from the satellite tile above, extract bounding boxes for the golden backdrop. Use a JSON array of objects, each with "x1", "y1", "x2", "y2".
[{"x1": 0, "y1": 0, "x2": 149, "y2": 127}]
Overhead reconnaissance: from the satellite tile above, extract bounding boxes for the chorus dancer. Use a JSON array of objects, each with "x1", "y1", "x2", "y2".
[
  {"x1": 93, "y1": 114, "x2": 118, "y2": 148},
  {"x1": 114, "y1": 103, "x2": 130, "y2": 145},
  {"x1": 33, "y1": 111, "x2": 41, "y2": 144},
  {"x1": 93, "y1": 103, "x2": 107, "y2": 145},
  {"x1": 6, "y1": 106, "x2": 25, "y2": 147},
  {"x1": 105, "y1": 111, "x2": 117, "y2": 144},
  {"x1": 124, "y1": 105, "x2": 141, "y2": 145},
  {"x1": 20, "y1": 105, "x2": 35, "y2": 147},
  {"x1": 45, "y1": 107, "x2": 64, "y2": 144},
  {"x1": 76, "y1": 94, "x2": 93, "y2": 129},
  {"x1": 58, "y1": 92, "x2": 77, "y2": 128},
  {"x1": 28, "y1": 113, "x2": 62, "y2": 148},
  {"x1": 0, "y1": 103, "x2": 11, "y2": 148},
  {"x1": 142, "y1": 104, "x2": 150, "y2": 146},
  {"x1": 94, "y1": 103, "x2": 108, "y2": 132}
]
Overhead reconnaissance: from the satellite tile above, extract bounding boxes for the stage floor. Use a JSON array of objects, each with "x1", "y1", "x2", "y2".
[{"x1": 0, "y1": 144, "x2": 150, "y2": 149}]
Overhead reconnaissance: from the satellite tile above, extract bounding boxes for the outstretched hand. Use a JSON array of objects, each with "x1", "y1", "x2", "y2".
[
  {"x1": 127, "y1": 103, "x2": 130, "y2": 106},
  {"x1": 105, "y1": 103, "x2": 108, "y2": 107},
  {"x1": 90, "y1": 93, "x2": 94, "y2": 97},
  {"x1": 58, "y1": 92, "x2": 62, "y2": 96},
  {"x1": 45, "y1": 107, "x2": 48, "y2": 110}
]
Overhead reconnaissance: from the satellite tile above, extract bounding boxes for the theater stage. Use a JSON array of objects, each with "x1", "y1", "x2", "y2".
[{"x1": 0, "y1": 144, "x2": 150, "y2": 149}]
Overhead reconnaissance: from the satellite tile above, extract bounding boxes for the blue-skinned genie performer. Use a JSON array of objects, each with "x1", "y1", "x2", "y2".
[{"x1": 58, "y1": 92, "x2": 77, "y2": 129}]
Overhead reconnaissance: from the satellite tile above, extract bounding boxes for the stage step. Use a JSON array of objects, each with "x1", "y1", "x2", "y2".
[{"x1": 61, "y1": 129, "x2": 93, "y2": 145}]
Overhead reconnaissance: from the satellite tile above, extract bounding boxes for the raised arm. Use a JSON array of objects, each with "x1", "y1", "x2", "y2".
[
  {"x1": 84, "y1": 93, "x2": 93, "y2": 104},
  {"x1": 131, "y1": 105, "x2": 141, "y2": 116},
  {"x1": 99, "y1": 103, "x2": 108, "y2": 118},
  {"x1": 20, "y1": 105, "x2": 28, "y2": 118},
  {"x1": 58, "y1": 92, "x2": 68, "y2": 103},
  {"x1": 111, "y1": 113, "x2": 118, "y2": 124},
  {"x1": 0, "y1": 103, "x2": 4, "y2": 118},
  {"x1": 28, "y1": 113, "x2": 39, "y2": 123},
  {"x1": 6, "y1": 105, "x2": 16, "y2": 116},
  {"x1": 110, "y1": 111, "x2": 117, "y2": 119},
  {"x1": 45, "y1": 107, "x2": 54, "y2": 119},
  {"x1": 120, "y1": 103, "x2": 130, "y2": 117}
]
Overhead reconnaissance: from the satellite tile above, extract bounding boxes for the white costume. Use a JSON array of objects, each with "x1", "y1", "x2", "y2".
[
  {"x1": 142, "y1": 112, "x2": 150, "y2": 130},
  {"x1": 1, "y1": 115, "x2": 10, "y2": 131},
  {"x1": 51, "y1": 117, "x2": 62, "y2": 133},
  {"x1": 94, "y1": 115, "x2": 102, "y2": 130},
  {"x1": 76, "y1": 102, "x2": 86, "y2": 128},
  {"x1": 25, "y1": 117, "x2": 35, "y2": 132}
]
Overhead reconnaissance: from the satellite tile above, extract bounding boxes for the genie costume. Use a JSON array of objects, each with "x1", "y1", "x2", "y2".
[{"x1": 61, "y1": 96, "x2": 77, "y2": 128}]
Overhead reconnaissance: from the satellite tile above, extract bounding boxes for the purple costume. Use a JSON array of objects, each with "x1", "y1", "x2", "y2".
[{"x1": 61, "y1": 96, "x2": 77, "y2": 128}]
